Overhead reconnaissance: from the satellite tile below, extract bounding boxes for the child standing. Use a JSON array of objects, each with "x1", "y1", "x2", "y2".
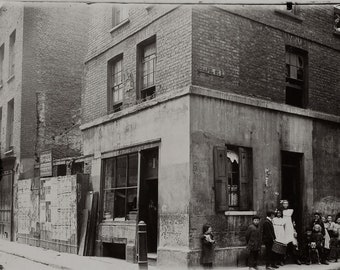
[
  {"x1": 312, "y1": 223, "x2": 328, "y2": 264},
  {"x1": 201, "y1": 224, "x2": 215, "y2": 269},
  {"x1": 246, "y1": 216, "x2": 261, "y2": 270}
]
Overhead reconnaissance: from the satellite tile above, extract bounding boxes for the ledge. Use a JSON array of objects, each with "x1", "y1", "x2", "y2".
[
  {"x1": 7, "y1": 74, "x2": 14, "y2": 83},
  {"x1": 80, "y1": 85, "x2": 340, "y2": 131},
  {"x1": 274, "y1": 9, "x2": 304, "y2": 23},
  {"x1": 109, "y1": 19, "x2": 130, "y2": 34},
  {"x1": 80, "y1": 86, "x2": 190, "y2": 131},
  {"x1": 190, "y1": 85, "x2": 340, "y2": 124},
  {"x1": 225, "y1": 211, "x2": 257, "y2": 216}
]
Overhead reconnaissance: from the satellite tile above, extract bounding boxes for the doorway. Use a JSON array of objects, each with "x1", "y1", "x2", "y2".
[
  {"x1": 139, "y1": 148, "x2": 158, "y2": 254},
  {"x1": 281, "y1": 151, "x2": 303, "y2": 237}
]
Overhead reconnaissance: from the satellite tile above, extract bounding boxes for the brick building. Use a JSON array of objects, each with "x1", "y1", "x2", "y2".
[
  {"x1": 81, "y1": 4, "x2": 340, "y2": 267},
  {"x1": 0, "y1": 2, "x2": 89, "y2": 242}
]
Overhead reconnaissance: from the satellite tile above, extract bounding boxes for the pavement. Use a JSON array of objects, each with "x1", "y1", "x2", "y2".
[{"x1": 0, "y1": 239, "x2": 339, "y2": 270}]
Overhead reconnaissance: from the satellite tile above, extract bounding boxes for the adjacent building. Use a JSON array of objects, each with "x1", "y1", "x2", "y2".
[{"x1": 0, "y1": 2, "x2": 89, "y2": 242}]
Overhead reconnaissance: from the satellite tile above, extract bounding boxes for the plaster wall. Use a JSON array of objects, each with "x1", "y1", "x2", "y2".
[
  {"x1": 82, "y1": 95, "x2": 191, "y2": 264},
  {"x1": 189, "y1": 91, "x2": 314, "y2": 266}
]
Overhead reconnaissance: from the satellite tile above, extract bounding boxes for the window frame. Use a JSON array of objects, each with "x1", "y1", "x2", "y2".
[
  {"x1": 285, "y1": 46, "x2": 308, "y2": 108},
  {"x1": 213, "y1": 145, "x2": 253, "y2": 212},
  {"x1": 102, "y1": 153, "x2": 138, "y2": 221},
  {"x1": 136, "y1": 36, "x2": 156, "y2": 101},
  {"x1": 6, "y1": 99, "x2": 14, "y2": 150},
  {"x1": 111, "y1": 6, "x2": 129, "y2": 30},
  {"x1": 0, "y1": 44, "x2": 4, "y2": 87},
  {"x1": 8, "y1": 30, "x2": 15, "y2": 78},
  {"x1": 107, "y1": 54, "x2": 124, "y2": 113}
]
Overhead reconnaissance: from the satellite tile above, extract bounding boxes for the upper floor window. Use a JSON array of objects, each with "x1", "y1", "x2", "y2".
[
  {"x1": 285, "y1": 46, "x2": 308, "y2": 108},
  {"x1": 112, "y1": 6, "x2": 129, "y2": 28},
  {"x1": 108, "y1": 55, "x2": 123, "y2": 112},
  {"x1": 334, "y1": 5, "x2": 340, "y2": 33},
  {"x1": 0, "y1": 44, "x2": 4, "y2": 86},
  {"x1": 213, "y1": 145, "x2": 253, "y2": 212},
  {"x1": 0, "y1": 107, "x2": 2, "y2": 149},
  {"x1": 6, "y1": 99, "x2": 14, "y2": 149},
  {"x1": 137, "y1": 37, "x2": 156, "y2": 101},
  {"x1": 9, "y1": 30, "x2": 15, "y2": 77}
]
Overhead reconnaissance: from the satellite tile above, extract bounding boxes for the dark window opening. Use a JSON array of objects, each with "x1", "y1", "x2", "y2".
[
  {"x1": 285, "y1": 46, "x2": 307, "y2": 108},
  {"x1": 103, "y1": 242, "x2": 126, "y2": 259}
]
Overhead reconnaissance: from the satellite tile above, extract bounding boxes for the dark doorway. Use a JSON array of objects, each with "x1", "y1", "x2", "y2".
[
  {"x1": 281, "y1": 151, "x2": 303, "y2": 237},
  {"x1": 139, "y1": 148, "x2": 158, "y2": 254}
]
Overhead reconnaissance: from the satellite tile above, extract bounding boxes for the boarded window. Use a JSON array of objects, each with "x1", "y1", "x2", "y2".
[{"x1": 214, "y1": 145, "x2": 253, "y2": 212}]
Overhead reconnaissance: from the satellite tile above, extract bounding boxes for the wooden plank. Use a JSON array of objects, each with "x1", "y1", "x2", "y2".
[
  {"x1": 84, "y1": 192, "x2": 93, "y2": 255},
  {"x1": 78, "y1": 209, "x2": 89, "y2": 256},
  {"x1": 86, "y1": 192, "x2": 99, "y2": 256}
]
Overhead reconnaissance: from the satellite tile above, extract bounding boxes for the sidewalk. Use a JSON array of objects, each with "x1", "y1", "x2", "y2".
[{"x1": 0, "y1": 240, "x2": 339, "y2": 270}]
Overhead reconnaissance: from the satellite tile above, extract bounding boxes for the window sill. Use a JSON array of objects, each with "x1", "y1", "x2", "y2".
[
  {"x1": 274, "y1": 10, "x2": 304, "y2": 23},
  {"x1": 7, "y1": 74, "x2": 15, "y2": 83},
  {"x1": 100, "y1": 220, "x2": 136, "y2": 225},
  {"x1": 225, "y1": 211, "x2": 257, "y2": 216},
  {"x1": 333, "y1": 30, "x2": 340, "y2": 37},
  {"x1": 109, "y1": 19, "x2": 130, "y2": 34}
]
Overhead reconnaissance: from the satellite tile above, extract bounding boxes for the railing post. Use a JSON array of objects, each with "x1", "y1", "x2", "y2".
[{"x1": 138, "y1": 221, "x2": 148, "y2": 270}]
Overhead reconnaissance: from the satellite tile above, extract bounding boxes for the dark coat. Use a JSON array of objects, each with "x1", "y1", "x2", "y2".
[
  {"x1": 262, "y1": 218, "x2": 276, "y2": 245},
  {"x1": 312, "y1": 231, "x2": 324, "y2": 248},
  {"x1": 246, "y1": 224, "x2": 261, "y2": 251},
  {"x1": 201, "y1": 233, "x2": 215, "y2": 264}
]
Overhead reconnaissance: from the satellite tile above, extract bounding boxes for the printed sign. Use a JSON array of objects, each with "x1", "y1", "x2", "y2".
[{"x1": 40, "y1": 151, "x2": 53, "y2": 177}]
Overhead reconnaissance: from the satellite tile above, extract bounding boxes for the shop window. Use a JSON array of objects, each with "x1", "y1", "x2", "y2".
[
  {"x1": 102, "y1": 153, "x2": 138, "y2": 221},
  {"x1": 137, "y1": 37, "x2": 156, "y2": 101},
  {"x1": 213, "y1": 145, "x2": 253, "y2": 212},
  {"x1": 108, "y1": 55, "x2": 123, "y2": 112},
  {"x1": 112, "y1": 6, "x2": 129, "y2": 29},
  {"x1": 285, "y1": 46, "x2": 308, "y2": 108}
]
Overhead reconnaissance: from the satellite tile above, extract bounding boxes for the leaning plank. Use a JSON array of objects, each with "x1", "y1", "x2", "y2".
[
  {"x1": 78, "y1": 209, "x2": 89, "y2": 256},
  {"x1": 86, "y1": 192, "x2": 99, "y2": 256}
]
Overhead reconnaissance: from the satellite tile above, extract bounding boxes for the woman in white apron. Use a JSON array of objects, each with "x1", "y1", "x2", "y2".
[{"x1": 273, "y1": 209, "x2": 287, "y2": 265}]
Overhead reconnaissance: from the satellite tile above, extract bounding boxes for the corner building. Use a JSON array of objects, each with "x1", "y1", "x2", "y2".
[{"x1": 82, "y1": 4, "x2": 340, "y2": 267}]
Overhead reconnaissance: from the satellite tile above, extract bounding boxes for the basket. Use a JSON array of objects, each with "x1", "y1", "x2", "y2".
[{"x1": 272, "y1": 240, "x2": 287, "y2": 254}]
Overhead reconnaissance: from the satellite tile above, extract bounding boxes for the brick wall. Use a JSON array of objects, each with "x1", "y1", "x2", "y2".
[
  {"x1": 83, "y1": 5, "x2": 192, "y2": 123},
  {"x1": 21, "y1": 3, "x2": 89, "y2": 159},
  {"x1": 192, "y1": 5, "x2": 340, "y2": 116},
  {"x1": 0, "y1": 3, "x2": 24, "y2": 158}
]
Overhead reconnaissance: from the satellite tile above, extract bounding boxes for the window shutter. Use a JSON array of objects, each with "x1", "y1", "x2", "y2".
[
  {"x1": 213, "y1": 146, "x2": 228, "y2": 212},
  {"x1": 239, "y1": 147, "x2": 252, "y2": 210}
]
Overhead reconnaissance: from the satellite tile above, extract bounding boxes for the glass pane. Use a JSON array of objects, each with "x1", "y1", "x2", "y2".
[
  {"x1": 114, "y1": 189, "x2": 126, "y2": 218},
  {"x1": 290, "y1": 66, "x2": 297, "y2": 79},
  {"x1": 104, "y1": 158, "x2": 115, "y2": 189},
  {"x1": 116, "y1": 156, "x2": 127, "y2": 187},
  {"x1": 144, "y1": 43, "x2": 156, "y2": 58},
  {"x1": 104, "y1": 190, "x2": 114, "y2": 218},
  {"x1": 126, "y1": 189, "x2": 137, "y2": 219},
  {"x1": 128, "y1": 154, "x2": 138, "y2": 186},
  {"x1": 149, "y1": 73, "x2": 154, "y2": 85},
  {"x1": 143, "y1": 76, "x2": 147, "y2": 88},
  {"x1": 297, "y1": 56, "x2": 303, "y2": 67}
]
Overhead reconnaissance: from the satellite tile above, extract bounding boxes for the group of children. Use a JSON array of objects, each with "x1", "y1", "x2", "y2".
[{"x1": 201, "y1": 200, "x2": 340, "y2": 269}]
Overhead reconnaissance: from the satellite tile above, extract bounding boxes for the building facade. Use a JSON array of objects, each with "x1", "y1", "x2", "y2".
[
  {"x1": 0, "y1": 2, "x2": 89, "y2": 242},
  {"x1": 81, "y1": 4, "x2": 340, "y2": 267}
]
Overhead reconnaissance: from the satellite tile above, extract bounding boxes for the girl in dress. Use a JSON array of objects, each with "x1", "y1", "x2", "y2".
[
  {"x1": 273, "y1": 210, "x2": 286, "y2": 265},
  {"x1": 279, "y1": 200, "x2": 301, "y2": 264}
]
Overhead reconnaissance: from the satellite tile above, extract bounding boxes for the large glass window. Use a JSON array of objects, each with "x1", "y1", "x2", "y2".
[{"x1": 103, "y1": 153, "x2": 138, "y2": 220}]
